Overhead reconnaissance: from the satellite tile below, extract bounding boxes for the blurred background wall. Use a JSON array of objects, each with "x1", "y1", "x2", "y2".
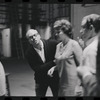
[{"x1": 0, "y1": 4, "x2": 100, "y2": 59}]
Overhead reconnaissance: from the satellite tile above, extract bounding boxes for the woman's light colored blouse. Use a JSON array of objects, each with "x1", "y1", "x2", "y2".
[{"x1": 55, "y1": 39, "x2": 82, "y2": 96}]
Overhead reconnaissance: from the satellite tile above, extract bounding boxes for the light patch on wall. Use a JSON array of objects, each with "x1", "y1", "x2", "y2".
[
  {"x1": 44, "y1": 24, "x2": 51, "y2": 40},
  {"x1": 0, "y1": 24, "x2": 6, "y2": 29},
  {"x1": 36, "y1": 23, "x2": 51, "y2": 40},
  {"x1": 82, "y1": 4, "x2": 97, "y2": 7}
]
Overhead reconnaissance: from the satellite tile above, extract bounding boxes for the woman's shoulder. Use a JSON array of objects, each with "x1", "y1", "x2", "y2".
[{"x1": 70, "y1": 39, "x2": 79, "y2": 46}]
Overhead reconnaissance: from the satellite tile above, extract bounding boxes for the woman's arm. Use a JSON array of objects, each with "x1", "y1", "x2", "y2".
[{"x1": 73, "y1": 41, "x2": 83, "y2": 66}]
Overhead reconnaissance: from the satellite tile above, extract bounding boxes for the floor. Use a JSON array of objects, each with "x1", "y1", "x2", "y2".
[
  {"x1": 1, "y1": 58, "x2": 52, "y2": 96},
  {"x1": 0, "y1": 58, "x2": 95, "y2": 100}
]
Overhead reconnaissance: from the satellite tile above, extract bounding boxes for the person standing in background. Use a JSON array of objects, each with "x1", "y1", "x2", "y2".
[{"x1": 0, "y1": 60, "x2": 6, "y2": 96}]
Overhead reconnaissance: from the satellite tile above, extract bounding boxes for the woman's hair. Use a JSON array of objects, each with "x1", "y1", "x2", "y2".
[
  {"x1": 53, "y1": 18, "x2": 73, "y2": 39},
  {"x1": 82, "y1": 14, "x2": 100, "y2": 33}
]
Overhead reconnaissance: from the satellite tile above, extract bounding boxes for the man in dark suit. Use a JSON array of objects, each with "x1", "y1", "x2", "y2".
[{"x1": 25, "y1": 29, "x2": 59, "y2": 96}]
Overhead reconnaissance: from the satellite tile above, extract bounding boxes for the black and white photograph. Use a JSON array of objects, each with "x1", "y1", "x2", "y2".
[{"x1": 0, "y1": 2, "x2": 99, "y2": 99}]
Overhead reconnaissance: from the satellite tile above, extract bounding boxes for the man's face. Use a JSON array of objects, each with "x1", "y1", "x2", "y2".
[
  {"x1": 80, "y1": 19, "x2": 91, "y2": 42},
  {"x1": 28, "y1": 31, "x2": 41, "y2": 46}
]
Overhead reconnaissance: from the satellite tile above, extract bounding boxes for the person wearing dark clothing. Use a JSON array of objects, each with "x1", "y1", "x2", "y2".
[{"x1": 25, "y1": 29, "x2": 59, "y2": 96}]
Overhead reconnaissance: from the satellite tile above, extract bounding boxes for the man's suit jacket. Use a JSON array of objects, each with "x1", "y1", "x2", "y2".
[{"x1": 25, "y1": 39, "x2": 59, "y2": 83}]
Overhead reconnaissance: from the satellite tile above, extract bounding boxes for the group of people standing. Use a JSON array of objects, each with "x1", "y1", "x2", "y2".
[
  {"x1": 25, "y1": 18, "x2": 82, "y2": 96},
  {"x1": 25, "y1": 13, "x2": 100, "y2": 96},
  {"x1": 26, "y1": 14, "x2": 100, "y2": 96},
  {"x1": 0, "y1": 13, "x2": 100, "y2": 97}
]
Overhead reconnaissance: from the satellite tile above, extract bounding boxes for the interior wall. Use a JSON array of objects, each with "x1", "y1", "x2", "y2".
[
  {"x1": 71, "y1": 4, "x2": 100, "y2": 40},
  {"x1": 36, "y1": 24, "x2": 51, "y2": 40}
]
